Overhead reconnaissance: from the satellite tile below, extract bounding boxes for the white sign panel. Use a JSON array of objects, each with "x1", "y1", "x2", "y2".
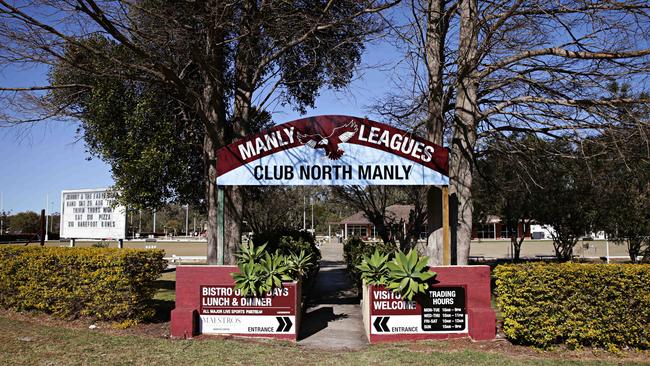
[
  {"x1": 60, "y1": 188, "x2": 126, "y2": 239},
  {"x1": 370, "y1": 315, "x2": 468, "y2": 334},
  {"x1": 199, "y1": 315, "x2": 295, "y2": 334}
]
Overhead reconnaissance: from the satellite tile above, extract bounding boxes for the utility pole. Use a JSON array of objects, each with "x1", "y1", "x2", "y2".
[
  {"x1": 185, "y1": 205, "x2": 189, "y2": 237},
  {"x1": 153, "y1": 210, "x2": 156, "y2": 233},
  {"x1": 303, "y1": 196, "x2": 306, "y2": 231},
  {"x1": 138, "y1": 210, "x2": 142, "y2": 234},
  {"x1": 310, "y1": 197, "x2": 314, "y2": 233}
]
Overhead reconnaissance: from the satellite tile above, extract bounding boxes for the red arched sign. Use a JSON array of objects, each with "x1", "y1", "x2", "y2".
[{"x1": 216, "y1": 115, "x2": 448, "y2": 186}]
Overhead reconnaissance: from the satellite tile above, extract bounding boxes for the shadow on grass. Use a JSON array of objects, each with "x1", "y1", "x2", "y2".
[
  {"x1": 147, "y1": 278, "x2": 176, "y2": 323},
  {"x1": 154, "y1": 280, "x2": 175, "y2": 293},
  {"x1": 148, "y1": 299, "x2": 175, "y2": 323}
]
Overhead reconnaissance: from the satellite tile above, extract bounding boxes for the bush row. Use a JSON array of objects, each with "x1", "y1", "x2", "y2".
[
  {"x1": 494, "y1": 263, "x2": 650, "y2": 350},
  {"x1": 0, "y1": 246, "x2": 166, "y2": 323}
]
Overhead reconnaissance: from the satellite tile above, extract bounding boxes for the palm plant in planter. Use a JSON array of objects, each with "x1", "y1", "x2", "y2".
[
  {"x1": 260, "y1": 252, "x2": 292, "y2": 289},
  {"x1": 356, "y1": 249, "x2": 390, "y2": 286},
  {"x1": 236, "y1": 242, "x2": 267, "y2": 263},
  {"x1": 285, "y1": 250, "x2": 314, "y2": 279},
  {"x1": 232, "y1": 261, "x2": 268, "y2": 296},
  {"x1": 357, "y1": 248, "x2": 435, "y2": 300},
  {"x1": 232, "y1": 243, "x2": 303, "y2": 297},
  {"x1": 386, "y1": 250, "x2": 435, "y2": 300}
]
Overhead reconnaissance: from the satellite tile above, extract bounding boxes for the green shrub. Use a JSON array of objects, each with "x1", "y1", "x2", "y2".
[
  {"x1": 494, "y1": 263, "x2": 650, "y2": 350},
  {"x1": 357, "y1": 248, "x2": 435, "y2": 300},
  {"x1": 385, "y1": 249, "x2": 435, "y2": 300},
  {"x1": 232, "y1": 242, "x2": 316, "y2": 297},
  {"x1": 0, "y1": 246, "x2": 166, "y2": 323},
  {"x1": 252, "y1": 228, "x2": 320, "y2": 261},
  {"x1": 344, "y1": 237, "x2": 396, "y2": 286},
  {"x1": 356, "y1": 249, "x2": 390, "y2": 286},
  {"x1": 251, "y1": 229, "x2": 320, "y2": 289}
]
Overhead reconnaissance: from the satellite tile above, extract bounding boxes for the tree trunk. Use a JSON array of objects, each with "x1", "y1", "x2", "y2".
[
  {"x1": 220, "y1": 0, "x2": 258, "y2": 264},
  {"x1": 224, "y1": 186, "x2": 243, "y2": 264},
  {"x1": 552, "y1": 233, "x2": 575, "y2": 262},
  {"x1": 511, "y1": 237, "x2": 521, "y2": 261},
  {"x1": 196, "y1": 14, "x2": 229, "y2": 264},
  {"x1": 628, "y1": 238, "x2": 641, "y2": 263},
  {"x1": 205, "y1": 133, "x2": 220, "y2": 264},
  {"x1": 451, "y1": 0, "x2": 479, "y2": 265},
  {"x1": 425, "y1": 0, "x2": 448, "y2": 265},
  {"x1": 426, "y1": 187, "x2": 444, "y2": 265}
]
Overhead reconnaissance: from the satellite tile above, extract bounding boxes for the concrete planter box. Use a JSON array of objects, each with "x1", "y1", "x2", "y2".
[
  {"x1": 362, "y1": 266, "x2": 496, "y2": 343},
  {"x1": 171, "y1": 265, "x2": 302, "y2": 341}
]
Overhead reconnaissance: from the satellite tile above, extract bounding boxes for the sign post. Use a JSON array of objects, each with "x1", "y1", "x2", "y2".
[
  {"x1": 442, "y1": 186, "x2": 451, "y2": 265},
  {"x1": 217, "y1": 186, "x2": 225, "y2": 265}
]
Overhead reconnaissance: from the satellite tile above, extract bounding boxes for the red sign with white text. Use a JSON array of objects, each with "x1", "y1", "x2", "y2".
[
  {"x1": 199, "y1": 285, "x2": 297, "y2": 334},
  {"x1": 215, "y1": 115, "x2": 449, "y2": 186},
  {"x1": 199, "y1": 285, "x2": 295, "y2": 316}
]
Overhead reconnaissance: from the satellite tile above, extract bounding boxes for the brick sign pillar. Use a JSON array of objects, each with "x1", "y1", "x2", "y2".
[
  {"x1": 363, "y1": 265, "x2": 496, "y2": 342},
  {"x1": 171, "y1": 265, "x2": 301, "y2": 340}
]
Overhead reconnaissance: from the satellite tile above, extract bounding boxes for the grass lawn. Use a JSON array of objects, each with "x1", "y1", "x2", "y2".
[{"x1": 1, "y1": 315, "x2": 649, "y2": 366}]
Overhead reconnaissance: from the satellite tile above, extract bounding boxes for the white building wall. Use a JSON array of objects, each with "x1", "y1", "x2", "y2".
[{"x1": 530, "y1": 224, "x2": 555, "y2": 240}]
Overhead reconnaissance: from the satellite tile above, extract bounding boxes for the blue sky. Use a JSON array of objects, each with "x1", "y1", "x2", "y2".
[{"x1": 0, "y1": 39, "x2": 401, "y2": 214}]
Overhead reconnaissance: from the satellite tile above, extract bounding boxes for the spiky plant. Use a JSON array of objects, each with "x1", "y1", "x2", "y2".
[
  {"x1": 386, "y1": 249, "x2": 435, "y2": 300},
  {"x1": 356, "y1": 249, "x2": 389, "y2": 285}
]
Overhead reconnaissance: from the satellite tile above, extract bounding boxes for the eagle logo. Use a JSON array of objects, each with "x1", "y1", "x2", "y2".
[{"x1": 296, "y1": 121, "x2": 359, "y2": 160}]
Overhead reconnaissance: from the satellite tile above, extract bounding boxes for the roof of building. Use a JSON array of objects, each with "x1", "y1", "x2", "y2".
[{"x1": 340, "y1": 204, "x2": 416, "y2": 225}]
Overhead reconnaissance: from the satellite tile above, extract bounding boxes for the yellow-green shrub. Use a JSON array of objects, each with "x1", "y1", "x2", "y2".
[
  {"x1": 0, "y1": 246, "x2": 166, "y2": 322},
  {"x1": 494, "y1": 263, "x2": 650, "y2": 350}
]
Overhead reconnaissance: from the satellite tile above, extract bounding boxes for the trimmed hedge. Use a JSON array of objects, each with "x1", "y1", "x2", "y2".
[
  {"x1": 0, "y1": 246, "x2": 166, "y2": 323},
  {"x1": 494, "y1": 263, "x2": 650, "y2": 350}
]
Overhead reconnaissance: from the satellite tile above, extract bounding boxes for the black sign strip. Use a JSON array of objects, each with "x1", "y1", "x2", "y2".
[
  {"x1": 380, "y1": 316, "x2": 390, "y2": 332},
  {"x1": 373, "y1": 317, "x2": 391, "y2": 332},
  {"x1": 373, "y1": 317, "x2": 384, "y2": 332},
  {"x1": 282, "y1": 317, "x2": 292, "y2": 332},
  {"x1": 276, "y1": 317, "x2": 286, "y2": 332}
]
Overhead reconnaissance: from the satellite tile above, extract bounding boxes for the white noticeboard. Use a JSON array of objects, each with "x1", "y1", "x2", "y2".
[{"x1": 60, "y1": 188, "x2": 126, "y2": 239}]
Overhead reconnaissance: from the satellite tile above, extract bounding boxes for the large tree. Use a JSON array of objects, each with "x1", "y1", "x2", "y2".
[
  {"x1": 526, "y1": 140, "x2": 597, "y2": 261},
  {"x1": 7, "y1": 211, "x2": 41, "y2": 234},
  {"x1": 0, "y1": 0, "x2": 396, "y2": 263},
  {"x1": 375, "y1": 0, "x2": 650, "y2": 264},
  {"x1": 473, "y1": 134, "x2": 537, "y2": 261},
  {"x1": 586, "y1": 89, "x2": 650, "y2": 262}
]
